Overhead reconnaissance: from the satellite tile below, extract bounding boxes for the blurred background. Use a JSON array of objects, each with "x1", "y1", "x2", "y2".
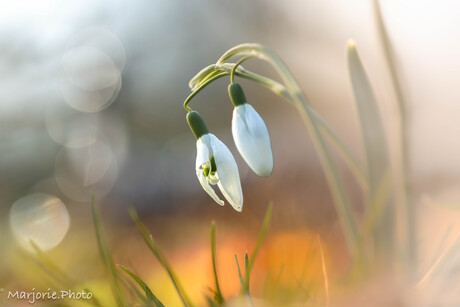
[{"x1": 2, "y1": 0, "x2": 460, "y2": 305}]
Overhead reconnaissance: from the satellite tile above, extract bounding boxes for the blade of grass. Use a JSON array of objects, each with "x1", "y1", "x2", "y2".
[
  {"x1": 119, "y1": 265, "x2": 165, "y2": 307},
  {"x1": 92, "y1": 194, "x2": 126, "y2": 307},
  {"x1": 29, "y1": 240, "x2": 75, "y2": 286},
  {"x1": 118, "y1": 271, "x2": 149, "y2": 305},
  {"x1": 128, "y1": 207, "x2": 193, "y2": 307},
  {"x1": 243, "y1": 252, "x2": 250, "y2": 294},
  {"x1": 27, "y1": 240, "x2": 103, "y2": 307},
  {"x1": 317, "y1": 236, "x2": 330, "y2": 307},
  {"x1": 248, "y1": 203, "x2": 273, "y2": 270},
  {"x1": 262, "y1": 264, "x2": 284, "y2": 302},
  {"x1": 242, "y1": 203, "x2": 273, "y2": 294},
  {"x1": 374, "y1": 0, "x2": 415, "y2": 274},
  {"x1": 204, "y1": 294, "x2": 219, "y2": 307},
  {"x1": 234, "y1": 254, "x2": 244, "y2": 288},
  {"x1": 361, "y1": 170, "x2": 392, "y2": 240},
  {"x1": 243, "y1": 252, "x2": 256, "y2": 307},
  {"x1": 210, "y1": 221, "x2": 224, "y2": 304},
  {"x1": 418, "y1": 234, "x2": 460, "y2": 288},
  {"x1": 347, "y1": 41, "x2": 394, "y2": 263}
]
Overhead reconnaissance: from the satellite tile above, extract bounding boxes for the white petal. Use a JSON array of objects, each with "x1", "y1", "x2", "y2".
[
  {"x1": 195, "y1": 134, "x2": 211, "y2": 169},
  {"x1": 208, "y1": 134, "x2": 243, "y2": 212},
  {"x1": 232, "y1": 104, "x2": 273, "y2": 177},
  {"x1": 196, "y1": 169, "x2": 224, "y2": 206}
]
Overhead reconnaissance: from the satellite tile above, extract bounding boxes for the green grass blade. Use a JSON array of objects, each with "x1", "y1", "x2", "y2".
[
  {"x1": 210, "y1": 221, "x2": 224, "y2": 304},
  {"x1": 128, "y1": 207, "x2": 194, "y2": 307},
  {"x1": 28, "y1": 240, "x2": 103, "y2": 307},
  {"x1": 352, "y1": 171, "x2": 392, "y2": 277},
  {"x1": 361, "y1": 170, "x2": 392, "y2": 240},
  {"x1": 249, "y1": 203, "x2": 273, "y2": 270},
  {"x1": 347, "y1": 41, "x2": 391, "y2": 202},
  {"x1": 29, "y1": 240, "x2": 75, "y2": 286},
  {"x1": 119, "y1": 265, "x2": 165, "y2": 307},
  {"x1": 118, "y1": 272, "x2": 149, "y2": 305},
  {"x1": 347, "y1": 41, "x2": 394, "y2": 260},
  {"x1": 234, "y1": 254, "x2": 244, "y2": 288},
  {"x1": 92, "y1": 194, "x2": 126, "y2": 307},
  {"x1": 374, "y1": 0, "x2": 415, "y2": 273},
  {"x1": 242, "y1": 203, "x2": 274, "y2": 294},
  {"x1": 243, "y1": 252, "x2": 250, "y2": 294},
  {"x1": 418, "y1": 234, "x2": 460, "y2": 288},
  {"x1": 317, "y1": 236, "x2": 330, "y2": 307},
  {"x1": 205, "y1": 295, "x2": 219, "y2": 307}
]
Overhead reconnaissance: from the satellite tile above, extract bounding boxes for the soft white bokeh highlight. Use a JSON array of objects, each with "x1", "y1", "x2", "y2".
[{"x1": 9, "y1": 193, "x2": 70, "y2": 252}]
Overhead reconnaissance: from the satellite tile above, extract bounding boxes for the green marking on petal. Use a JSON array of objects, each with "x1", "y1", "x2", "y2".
[
  {"x1": 210, "y1": 156, "x2": 217, "y2": 173},
  {"x1": 203, "y1": 165, "x2": 210, "y2": 177}
]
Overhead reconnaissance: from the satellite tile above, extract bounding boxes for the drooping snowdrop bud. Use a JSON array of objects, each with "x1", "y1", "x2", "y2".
[
  {"x1": 229, "y1": 83, "x2": 273, "y2": 177},
  {"x1": 186, "y1": 111, "x2": 243, "y2": 212}
]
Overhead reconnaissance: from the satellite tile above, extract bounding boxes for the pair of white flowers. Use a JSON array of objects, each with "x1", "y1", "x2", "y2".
[{"x1": 187, "y1": 83, "x2": 273, "y2": 212}]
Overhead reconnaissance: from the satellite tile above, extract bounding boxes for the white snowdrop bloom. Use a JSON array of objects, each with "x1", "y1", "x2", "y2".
[
  {"x1": 187, "y1": 111, "x2": 243, "y2": 212},
  {"x1": 229, "y1": 83, "x2": 273, "y2": 177}
]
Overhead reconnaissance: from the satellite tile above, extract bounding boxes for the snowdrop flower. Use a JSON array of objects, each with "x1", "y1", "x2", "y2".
[
  {"x1": 229, "y1": 83, "x2": 273, "y2": 177},
  {"x1": 187, "y1": 111, "x2": 243, "y2": 212}
]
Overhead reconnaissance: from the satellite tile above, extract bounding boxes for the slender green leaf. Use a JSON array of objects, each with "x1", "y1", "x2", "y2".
[
  {"x1": 234, "y1": 254, "x2": 244, "y2": 288},
  {"x1": 128, "y1": 207, "x2": 193, "y2": 307},
  {"x1": 242, "y1": 203, "x2": 274, "y2": 294},
  {"x1": 243, "y1": 252, "x2": 250, "y2": 294},
  {"x1": 119, "y1": 265, "x2": 164, "y2": 307},
  {"x1": 29, "y1": 240, "x2": 74, "y2": 287},
  {"x1": 205, "y1": 295, "x2": 219, "y2": 307},
  {"x1": 347, "y1": 41, "x2": 394, "y2": 259},
  {"x1": 374, "y1": 0, "x2": 415, "y2": 272},
  {"x1": 92, "y1": 194, "x2": 126, "y2": 307},
  {"x1": 347, "y1": 41, "x2": 390, "y2": 201},
  {"x1": 28, "y1": 240, "x2": 103, "y2": 307},
  {"x1": 418, "y1": 234, "x2": 460, "y2": 288},
  {"x1": 210, "y1": 221, "x2": 224, "y2": 304}
]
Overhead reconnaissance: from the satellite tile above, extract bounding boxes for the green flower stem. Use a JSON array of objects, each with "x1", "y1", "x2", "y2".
[
  {"x1": 184, "y1": 72, "x2": 228, "y2": 111},
  {"x1": 217, "y1": 44, "x2": 359, "y2": 251},
  {"x1": 230, "y1": 55, "x2": 256, "y2": 84},
  {"x1": 189, "y1": 64, "x2": 218, "y2": 89}
]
